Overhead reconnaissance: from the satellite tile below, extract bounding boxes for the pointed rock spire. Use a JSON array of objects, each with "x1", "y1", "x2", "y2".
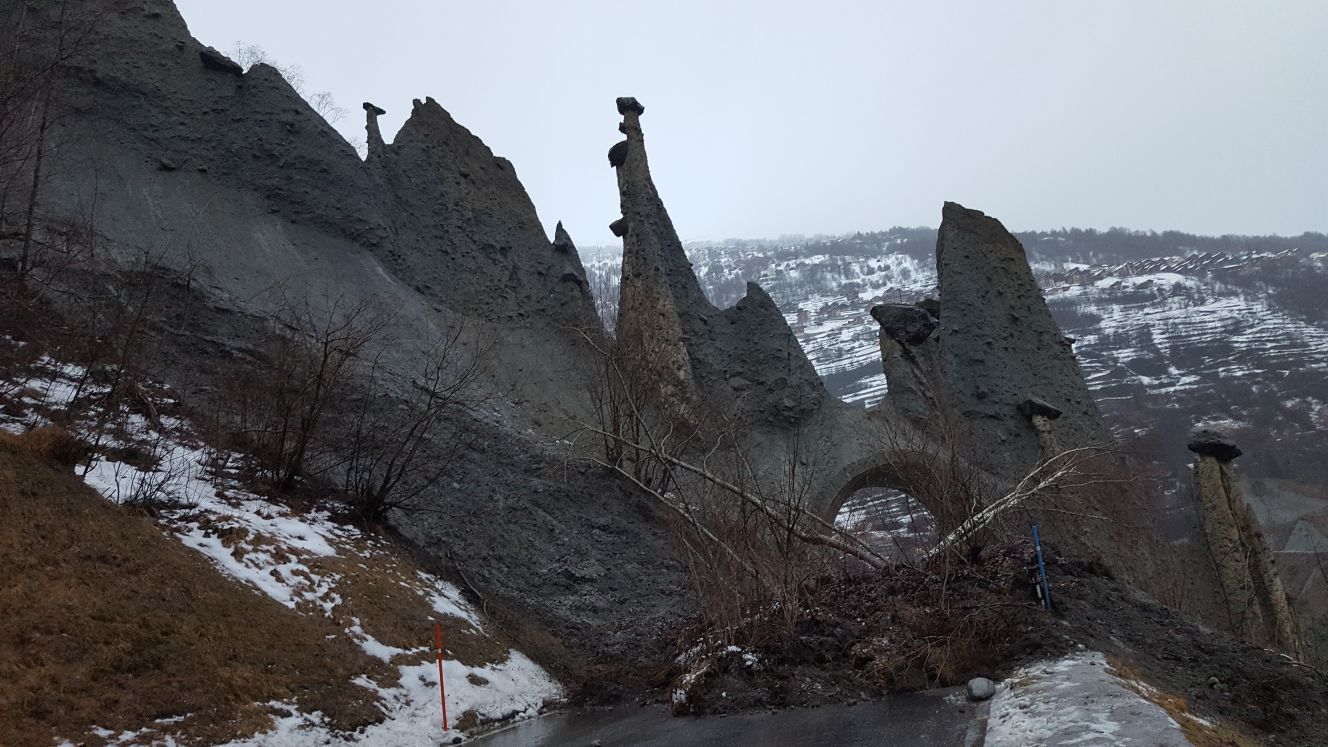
[
  {"x1": 933, "y1": 201, "x2": 1105, "y2": 471},
  {"x1": 362, "y1": 102, "x2": 385, "y2": 153},
  {"x1": 610, "y1": 98, "x2": 823, "y2": 424},
  {"x1": 552, "y1": 221, "x2": 588, "y2": 285}
]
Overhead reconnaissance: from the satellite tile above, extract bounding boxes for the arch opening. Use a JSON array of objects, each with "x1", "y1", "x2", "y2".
[{"x1": 835, "y1": 486, "x2": 936, "y2": 564}]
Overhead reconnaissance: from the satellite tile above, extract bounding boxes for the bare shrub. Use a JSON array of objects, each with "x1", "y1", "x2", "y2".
[
  {"x1": 574, "y1": 328, "x2": 650, "y2": 476},
  {"x1": 219, "y1": 296, "x2": 391, "y2": 493},
  {"x1": 870, "y1": 407, "x2": 1003, "y2": 563},
  {"x1": 96, "y1": 428, "x2": 198, "y2": 510},
  {"x1": 230, "y1": 42, "x2": 346, "y2": 124},
  {"x1": 569, "y1": 339, "x2": 887, "y2": 646},
  {"x1": 340, "y1": 322, "x2": 496, "y2": 524}
]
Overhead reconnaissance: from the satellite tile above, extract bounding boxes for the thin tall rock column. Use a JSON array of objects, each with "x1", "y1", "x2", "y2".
[
  {"x1": 608, "y1": 97, "x2": 707, "y2": 420},
  {"x1": 1189, "y1": 428, "x2": 1300, "y2": 653}
]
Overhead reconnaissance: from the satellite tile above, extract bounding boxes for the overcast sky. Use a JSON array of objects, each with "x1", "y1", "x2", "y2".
[{"x1": 174, "y1": 1, "x2": 1327, "y2": 244}]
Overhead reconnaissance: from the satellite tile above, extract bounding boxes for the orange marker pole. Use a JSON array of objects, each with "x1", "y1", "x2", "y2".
[{"x1": 435, "y1": 623, "x2": 449, "y2": 730}]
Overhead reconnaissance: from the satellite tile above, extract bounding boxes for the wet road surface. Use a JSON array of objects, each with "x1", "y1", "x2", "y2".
[{"x1": 470, "y1": 689, "x2": 986, "y2": 746}]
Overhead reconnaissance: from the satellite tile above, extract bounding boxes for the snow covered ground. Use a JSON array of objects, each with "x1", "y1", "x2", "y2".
[
  {"x1": 1, "y1": 356, "x2": 561, "y2": 745},
  {"x1": 1047, "y1": 270, "x2": 1328, "y2": 400}
]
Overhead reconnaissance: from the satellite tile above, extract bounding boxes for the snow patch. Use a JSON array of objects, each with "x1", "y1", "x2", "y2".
[{"x1": 985, "y1": 652, "x2": 1188, "y2": 746}]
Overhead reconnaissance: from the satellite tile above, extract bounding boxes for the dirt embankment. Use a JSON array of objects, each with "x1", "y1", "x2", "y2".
[{"x1": 654, "y1": 543, "x2": 1328, "y2": 746}]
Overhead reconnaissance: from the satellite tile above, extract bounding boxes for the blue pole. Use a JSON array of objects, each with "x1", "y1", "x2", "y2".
[{"x1": 1032, "y1": 524, "x2": 1053, "y2": 611}]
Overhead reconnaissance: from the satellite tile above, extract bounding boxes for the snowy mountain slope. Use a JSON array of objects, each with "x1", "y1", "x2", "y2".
[{"x1": 587, "y1": 238, "x2": 1326, "y2": 459}]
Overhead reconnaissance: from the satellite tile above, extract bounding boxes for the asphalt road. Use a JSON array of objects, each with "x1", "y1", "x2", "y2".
[{"x1": 469, "y1": 689, "x2": 987, "y2": 747}]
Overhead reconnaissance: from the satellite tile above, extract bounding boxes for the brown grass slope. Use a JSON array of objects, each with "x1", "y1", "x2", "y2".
[{"x1": 0, "y1": 430, "x2": 390, "y2": 746}]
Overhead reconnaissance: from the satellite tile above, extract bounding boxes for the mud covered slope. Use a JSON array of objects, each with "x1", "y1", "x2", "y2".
[{"x1": 5, "y1": 0, "x2": 690, "y2": 686}]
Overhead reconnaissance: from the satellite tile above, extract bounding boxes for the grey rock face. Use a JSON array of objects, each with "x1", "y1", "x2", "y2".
[
  {"x1": 872, "y1": 302, "x2": 942, "y2": 423},
  {"x1": 1188, "y1": 427, "x2": 1242, "y2": 461},
  {"x1": 932, "y1": 202, "x2": 1105, "y2": 473},
  {"x1": 27, "y1": 0, "x2": 600, "y2": 332},
  {"x1": 966, "y1": 677, "x2": 996, "y2": 701},
  {"x1": 552, "y1": 222, "x2": 575, "y2": 253},
  {"x1": 877, "y1": 332, "x2": 938, "y2": 424},
  {"x1": 365, "y1": 95, "x2": 601, "y2": 327},
  {"x1": 364, "y1": 102, "x2": 386, "y2": 149},
  {"x1": 600, "y1": 97, "x2": 948, "y2": 556},
  {"x1": 16, "y1": 0, "x2": 673, "y2": 684},
  {"x1": 1191, "y1": 448, "x2": 1298, "y2": 653},
  {"x1": 874, "y1": 203, "x2": 1104, "y2": 476},
  {"x1": 871, "y1": 303, "x2": 938, "y2": 345},
  {"x1": 198, "y1": 46, "x2": 242, "y2": 75},
  {"x1": 552, "y1": 222, "x2": 590, "y2": 286},
  {"x1": 610, "y1": 97, "x2": 824, "y2": 424}
]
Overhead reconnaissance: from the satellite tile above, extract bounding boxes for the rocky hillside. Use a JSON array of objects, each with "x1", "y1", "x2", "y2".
[
  {"x1": 4, "y1": 0, "x2": 1324, "y2": 742},
  {"x1": 586, "y1": 230, "x2": 1328, "y2": 649},
  {"x1": 2, "y1": 0, "x2": 690, "y2": 707}
]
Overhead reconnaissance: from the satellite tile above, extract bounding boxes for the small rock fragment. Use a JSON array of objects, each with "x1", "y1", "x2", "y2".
[
  {"x1": 967, "y1": 677, "x2": 996, "y2": 701},
  {"x1": 1018, "y1": 397, "x2": 1063, "y2": 420},
  {"x1": 608, "y1": 140, "x2": 629, "y2": 168},
  {"x1": 1187, "y1": 427, "x2": 1242, "y2": 461},
  {"x1": 871, "y1": 303, "x2": 937, "y2": 345},
  {"x1": 616, "y1": 96, "x2": 645, "y2": 116},
  {"x1": 198, "y1": 46, "x2": 243, "y2": 75}
]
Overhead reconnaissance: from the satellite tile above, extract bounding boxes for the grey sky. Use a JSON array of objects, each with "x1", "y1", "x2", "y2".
[{"x1": 174, "y1": 1, "x2": 1327, "y2": 244}]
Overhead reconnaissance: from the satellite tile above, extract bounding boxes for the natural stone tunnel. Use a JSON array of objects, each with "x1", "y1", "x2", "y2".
[{"x1": 836, "y1": 485, "x2": 937, "y2": 563}]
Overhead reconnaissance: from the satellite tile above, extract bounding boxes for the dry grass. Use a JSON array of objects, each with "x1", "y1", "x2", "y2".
[
  {"x1": 0, "y1": 426, "x2": 88, "y2": 471},
  {"x1": 1107, "y1": 656, "x2": 1261, "y2": 747},
  {"x1": 0, "y1": 439, "x2": 394, "y2": 746},
  {"x1": 189, "y1": 498, "x2": 516, "y2": 677},
  {"x1": 314, "y1": 549, "x2": 511, "y2": 670}
]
